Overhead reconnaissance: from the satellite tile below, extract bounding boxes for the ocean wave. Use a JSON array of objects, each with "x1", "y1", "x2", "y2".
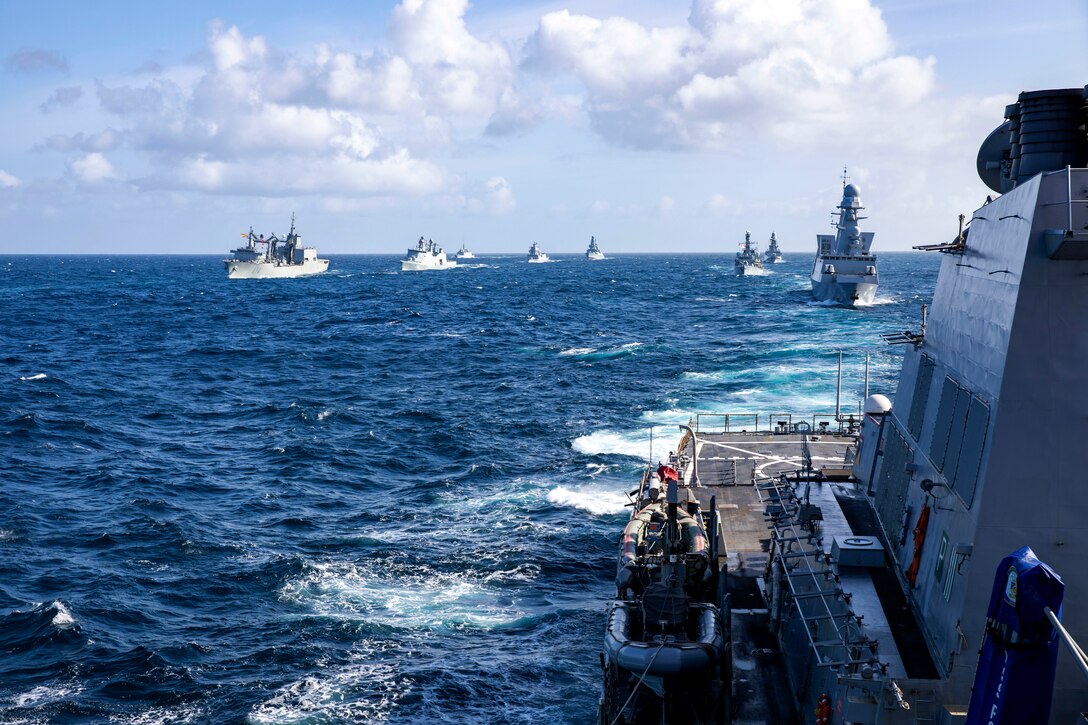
[
  {"x1": 559, "y1": 342, "x2": 642, "y2": 362},
  {"x1": 547, "y1": 486, "x2": 629, "y2": 516},
  {"x1": 18, "y1": 373, "x2": 47, "y2": 381},
  {"x1": 248, "y1": 645, "x2": 409, "y2": 725},
  {"x1": 279, "y1": 560, "x2": 527, "y2": 631},
  {"x1": 855, "y1": 295, "x2": 898, "y2": 307},
  {"x1": 571, "y1": 430, "x2": 651, "y2": 458}
]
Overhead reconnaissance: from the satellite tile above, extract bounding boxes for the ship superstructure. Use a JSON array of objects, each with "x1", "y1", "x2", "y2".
[
  {"x1": 225, "y1": 214, "x2": 328, "y2": 279},
  {"x1": 765, "y1": 232, "x2": 784, "y2": 263},
  {"x1": 810, "y1": 177, "x2": 878, "y2": 305},
  {"x1": 600, "y1": 86, "x2": 1088, "y2": 724},
  {"x1": 734, "y1": 231, "x2": 765, "y2": 276}
]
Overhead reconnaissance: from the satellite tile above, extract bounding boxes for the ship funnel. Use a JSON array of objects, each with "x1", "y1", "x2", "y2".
[{"x1": 977, "y1": 86, "x2": 1088, "y2": 193}]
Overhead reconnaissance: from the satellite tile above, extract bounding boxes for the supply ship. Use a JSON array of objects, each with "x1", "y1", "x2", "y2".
[
  {"x1": 225, "y1": 214, "x2": 328, "y2": 278},
  {"x1": 600, "y1": 86, "x2": 1088, "y2": 724}
]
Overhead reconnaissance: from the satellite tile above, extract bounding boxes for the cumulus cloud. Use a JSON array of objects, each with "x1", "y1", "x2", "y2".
[
  {"x1": 484, "y1": 175, "x2": 516, "y2": 214},
  {"x1": 522, "y1": 0, "x2": 940, "y2": 150},
  {"x1": 39, "y1": 129, "x2": 121, "y2": 153},
  {"x1": 706, "y1": 193, "x2": 741, "y2": 215},
  {"x1": 0, "y1": 170, "x2": 22, "y2": 188},
  {"x1": 53, "y1": 5, "x2": 518, "y2": 202},
  {"x1": 69, "y1": 153, "x2": 117, "y2": 183},
  {"x1": 5, "y1": 49, "x2": 68, "y2": 73},
  {"x1": 390, "y1": 0, "x2": 513, "y2": 114},
  {"x1": 40, "y1": 86, "x2": 82, "y2": 113}
]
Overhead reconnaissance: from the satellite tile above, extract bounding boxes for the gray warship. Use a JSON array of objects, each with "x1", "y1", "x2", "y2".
[
  {"x1": 600, "y1": 86, "x2": 1088, "y2": 724},
  {"x1": 764, "y1": 232, "x2": 784, "y2": 264},
  {"x1": 225, "y1": 214, "x2": 328, "y2": 279},
  {"x1": 734, "y1": 231, "x2": 766, "y2": 276},
  {"x1": 810, "y1": 176, "x2": 878, "y2": 305}
]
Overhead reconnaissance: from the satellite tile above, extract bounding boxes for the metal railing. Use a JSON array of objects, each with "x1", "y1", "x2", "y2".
[
  {"x1": 692, "y1": 411, "x2": 861, "y2": 435},
  {"x1": 1045, "y1": 606, "x2": 1088, "y2": 683}
]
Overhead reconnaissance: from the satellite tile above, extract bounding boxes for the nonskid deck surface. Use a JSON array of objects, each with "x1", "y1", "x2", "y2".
[
  {"x1": 684, "y1": 431, "x2": 856, "y2": 572},
  {"x1": 680, "y1": 431, "x2": 936, "y2": 722}
]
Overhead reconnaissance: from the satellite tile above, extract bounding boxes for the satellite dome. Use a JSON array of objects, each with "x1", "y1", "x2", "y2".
[
  {"x1": 864, "y1": 394, "x2": 892, "y2": 415},
  {"x1": 844, "y1": 183, "x2": 861, "y2": 197}
]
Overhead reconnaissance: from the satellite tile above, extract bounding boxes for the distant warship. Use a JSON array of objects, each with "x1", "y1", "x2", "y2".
[
  {"x1": 225, "y1": 214, "x2": 328, "y2": 279},
  {"x1": 527, "y1": 242, "x2": 550, "y2": 263},
  {"x1": 586, "y1": 236, "x2": 605, "y2": 260},
  {"x1": 764, "y1": 232, "x2": 784, "y2": 264},
  {"x1": 734, "y1": 231, "x2": 765, "y2": 275},
  {"x1": 810, "y1": 174, "x2": 878, "y2": 305},
  {"x1": 402, "y1": 237, "x2": 456, "y2": 271}
]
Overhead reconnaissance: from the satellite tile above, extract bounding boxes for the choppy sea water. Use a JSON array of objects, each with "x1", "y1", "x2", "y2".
[{"x1": 0, "y1": 253, "x2": 937, "y2": 724}]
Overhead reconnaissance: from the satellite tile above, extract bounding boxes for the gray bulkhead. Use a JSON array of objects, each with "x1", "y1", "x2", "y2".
[{"x1": 863, "y1": 168, "x2": 1088, "y2": 720}]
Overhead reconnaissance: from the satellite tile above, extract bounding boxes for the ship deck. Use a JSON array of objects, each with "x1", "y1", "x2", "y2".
[{"x1": 680, "y1": 430, "x2": 936, "y2": 723}]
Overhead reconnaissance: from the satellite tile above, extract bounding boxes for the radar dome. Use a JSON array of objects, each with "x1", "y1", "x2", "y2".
[
  {"x1": 844, "y1": 183, "x2": 861, "y2": 197},
  {"x1": 864, "y1": 394, "x2": 892, "y2": 415}
]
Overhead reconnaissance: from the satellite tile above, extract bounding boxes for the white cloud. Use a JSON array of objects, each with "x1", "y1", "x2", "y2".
[
  {"x1": 484, "y1": 175, "x2": 516, "y2": 214},
  {"x1": 0, "y1": 170, "x2": 21, "y2": 188},
  {"x1": 521, "y1": 0, "x2": 945, "y2": 151},
  {"x1": 71, "y1": 7, "x2": 518, "y2": 202},
  {"x1": 69, "y1": 153, "x2": 117, "y2": 183},
  {"x1": 390, "y1": 0, "x2": 513, "y2": 114},
  {"x1": 706, "y1": 193, "x2": 741, "y2": 215}
]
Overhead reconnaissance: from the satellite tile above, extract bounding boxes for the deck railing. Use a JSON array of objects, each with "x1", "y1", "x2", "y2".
[{"x1": 692, "y1": 412, "x2": 860, "y2": 435}]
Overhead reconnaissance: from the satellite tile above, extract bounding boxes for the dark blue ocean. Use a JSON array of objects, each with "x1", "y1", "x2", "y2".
[{"x1": 0, "y1": 253, "x2": 937, "y2": 724}]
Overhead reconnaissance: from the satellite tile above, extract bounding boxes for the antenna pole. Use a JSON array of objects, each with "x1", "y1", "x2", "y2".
[
  {"x1": 835, "y1": 351, "x2": 842, "y2": 425},
  {"x1": 864, "y1": 351, "x2": 869, "y2": 399}
]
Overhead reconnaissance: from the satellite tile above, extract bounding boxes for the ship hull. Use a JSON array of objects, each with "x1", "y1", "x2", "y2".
[
  {"x1": 586, "y1": 252, "x2": 605, "y2": 260},
  {"x1": 401, "y1": 259, "x2": 457, "y2": 271},
  {"x1": 225, "y1": 259, "x2": 328, "y2": 279},
  {"x1": 810, "y1": 276, "x2": 877, "y2": 305},
  {"x1": 735, "y1": 263, "x2": 766, "y2": 276}
]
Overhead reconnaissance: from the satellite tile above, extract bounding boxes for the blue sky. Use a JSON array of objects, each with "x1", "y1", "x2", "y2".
[{"x1": 1, "y1": 0, "x2": 1085, "y2": 254}]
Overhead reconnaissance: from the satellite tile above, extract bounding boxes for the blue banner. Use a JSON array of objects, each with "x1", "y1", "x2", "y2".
[{"x1": 966, "y1": 546, "x2": 1065, "y2": 724}]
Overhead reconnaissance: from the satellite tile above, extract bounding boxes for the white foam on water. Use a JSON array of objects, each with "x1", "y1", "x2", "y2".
[
  {"x1": 108, "y1": 705, "x2": 204, "y2": 724},
  {"x1": 316, "y1": 410, "x2": 331, "y2": 421},
  {"x1": 806, "y1": 298, "x2": 840, "y2": 307},
  {"x1": 19, "y1": 374, "x2": 47, "y2": 381},
  {"x1": 559, "y1": 346, "x2": 595, "y2": 356},
  {"x1": 547, "y1": 485, "x2": 628, "y2": 516},
  {"x1": 12, "y1": 683, "x2": 84, "y2": 708},
  {"x1": 571, "y1": 430, "x2": 650, "y2": 458},
  {"x1": 247, "y1": 648, "x2": 409, "y2": 725},
  {"x1": 50, "y1": 601, "x2": 75, "y2": 628},
  {"x1": 279, "y1": 560, "x2": 525, "y2": 630},
  {"x1": 855, "y1": 295, "x2": 897, "y2": 307}
]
